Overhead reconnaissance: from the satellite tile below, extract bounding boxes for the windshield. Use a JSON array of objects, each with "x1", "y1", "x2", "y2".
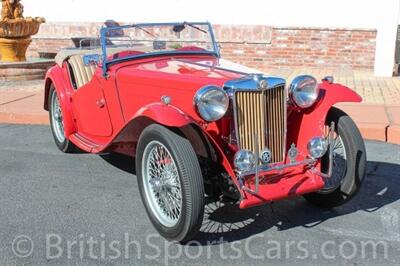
[{"x1": 100, "y1": 22, "x2": 219, "y2": 68}]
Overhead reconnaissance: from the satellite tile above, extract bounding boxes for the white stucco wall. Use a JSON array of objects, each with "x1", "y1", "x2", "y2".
[
  {"x1": 373, "y1": 0, "x2": 400, "y2": 76},
  {"x1": 22, "y1": 0, "x2": 400, "y2": 76}
]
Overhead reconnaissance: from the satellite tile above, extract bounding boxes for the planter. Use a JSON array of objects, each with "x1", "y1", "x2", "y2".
[{"x1": 0, "y1": 37, "x2": 31, "y2": 61}]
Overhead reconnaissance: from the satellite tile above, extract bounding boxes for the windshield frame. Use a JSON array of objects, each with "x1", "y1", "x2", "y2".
[{"x1": 100, "y1": 22, "x2": 220, "y2": 77}]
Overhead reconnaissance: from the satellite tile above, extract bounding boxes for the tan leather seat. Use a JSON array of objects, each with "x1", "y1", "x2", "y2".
[{"x1": 68, "y1": 55, "x2": 97, "y2": 88}]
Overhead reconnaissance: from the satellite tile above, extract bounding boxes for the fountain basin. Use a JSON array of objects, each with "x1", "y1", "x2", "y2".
[
  {"x1": 0, "y1": 58, "x2": 55, "y2": 81},
  {"x1": 0, "y1": 19, "x2": 44, "y2": 62},
  {"x1": 0, "y1": 19, "x2": 43, "y2": 38}
]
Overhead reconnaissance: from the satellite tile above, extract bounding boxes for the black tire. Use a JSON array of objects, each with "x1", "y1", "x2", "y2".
[
  {"x1": 136, "y1": 124, "x2": 205, "y2": 242},
  {"x1": 48, "y1": 85, "x2": 78, "y2": 153},
  {"x1": 303, "y1": 107, "x2": 367, "y2": 208}
]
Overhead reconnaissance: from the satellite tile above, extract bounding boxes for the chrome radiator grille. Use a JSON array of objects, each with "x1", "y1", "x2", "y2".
[{"x1": 234, "y1": 85, "x2": 286, "y2": 163}]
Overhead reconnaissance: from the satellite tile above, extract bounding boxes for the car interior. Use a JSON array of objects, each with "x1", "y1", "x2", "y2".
[
  {"x1": 56, "y1": 47, "x2": 134, "y2": 89},
  {"x1": 67, "y1": 54, "x2": 97, "y2": 89}
]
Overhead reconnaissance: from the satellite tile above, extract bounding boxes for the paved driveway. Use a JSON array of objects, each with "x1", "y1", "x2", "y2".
[{"x1": 0, "y1": 124, "x2": 399, "y2": 265}]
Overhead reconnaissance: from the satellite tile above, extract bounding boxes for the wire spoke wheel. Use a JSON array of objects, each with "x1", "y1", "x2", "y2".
[
  {"x1": 50, "y1": 90, "x2": 65, "y2": 143},
  {"x1": 48, "y1": 86, "x2": 78, "y2": 153},
  {"x1": 137, "y1": 124, "x2": 204, "y2": 242},
  {"x1": 304, "y1": 107, "x2": 366, "y2": 208},
  {"x1": 142, "y1": 140, "x2": 183, "y2": 227}
]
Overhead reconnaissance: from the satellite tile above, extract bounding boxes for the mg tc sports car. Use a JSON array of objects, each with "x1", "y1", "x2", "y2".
[{"x1": 43, "y1": 22, "x2": 366, "y2": 242}]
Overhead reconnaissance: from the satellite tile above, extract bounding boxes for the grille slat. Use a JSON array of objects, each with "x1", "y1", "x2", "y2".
[{"x1": 235, "y1": 86, "x2": 286, "y2": 163}]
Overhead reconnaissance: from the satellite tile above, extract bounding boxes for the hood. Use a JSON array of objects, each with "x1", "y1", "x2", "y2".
[
  {"x1": 116, "y1": 56, "x2": 263, "y2": 87},
  {"x1": 115, "y1": 55, "x2": 286, "y2": 123},
  {"x1": 115, "y1": 55, "x2": 285, "y2": 96}
]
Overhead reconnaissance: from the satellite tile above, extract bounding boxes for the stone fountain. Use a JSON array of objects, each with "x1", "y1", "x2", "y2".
[
  {"x1": 0, "y1": 0, "x2": 52, "y2": 81},
  {"x1": 0, "y1": 0, "x2": 45, "y2": 62}
]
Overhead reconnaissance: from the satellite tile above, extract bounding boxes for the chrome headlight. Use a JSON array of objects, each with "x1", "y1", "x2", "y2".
[
  {"x1": 307, "y1": 137, "x2": 328, "y2": 159},
  {"x1": 234, "y1": 150, "x2": 256, "y2": 172},
  {"x1": 289, "y1": 75, "x2": 319, "y2": 108},
  {"x1": 194, "y1": 85, "x2": 229, "y2": 122}
]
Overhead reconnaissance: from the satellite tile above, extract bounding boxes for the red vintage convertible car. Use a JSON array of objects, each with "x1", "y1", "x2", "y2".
[{"x1": 44, "y1": 22, "x2": 366, "y2": 242}]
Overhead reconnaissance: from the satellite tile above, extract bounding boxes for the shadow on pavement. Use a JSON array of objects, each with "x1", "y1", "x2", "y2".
[
  {"x1": 100, "y1": 153, "x2": 136, "y2": 174},
  {"x1": 100, "y1": 154, "x2": 400, "y2": 245},
  {"x1": 195, "y1": 160, "x2": 400, "y2": 245}
]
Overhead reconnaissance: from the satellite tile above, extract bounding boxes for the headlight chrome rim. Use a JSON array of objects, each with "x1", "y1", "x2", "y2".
[
  {"x1": 289, "y1": 75, "x2": 319, "y2": 108},
  {"x1": 307, "y1": 136, "x2": 328, "y2": 159},
  {"x1": 194, "y1": 85, "x2": 229, "y2": 122},
  {"x1": 234, "y1": 149, "x2": 256, "y2": 172}
]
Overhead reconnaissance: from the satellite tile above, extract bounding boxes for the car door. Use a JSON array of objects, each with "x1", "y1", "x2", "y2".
[{"x1": 72, "y1": 75, "x2": 113, "y2": 138}]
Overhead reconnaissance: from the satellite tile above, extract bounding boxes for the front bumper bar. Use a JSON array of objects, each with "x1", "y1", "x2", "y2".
[
  {"x1": 237, "y1": 158, "x2": 317, "y2": 195},
  {"x1": 236, "y1": 122, "x2": 336, "y2": 196}
]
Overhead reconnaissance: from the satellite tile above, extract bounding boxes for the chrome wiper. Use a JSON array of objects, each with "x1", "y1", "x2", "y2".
[
  {"x1": 133, "y1": 25, "x2": 157, "y2": 38},
  {"x1": 183, "y1": 21, "x2": 207, "y2": 34}
]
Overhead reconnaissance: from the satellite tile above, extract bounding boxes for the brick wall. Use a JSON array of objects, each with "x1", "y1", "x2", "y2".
[
  {"x1": 27, "y1": 22, "x2": 377, "y2": 69},
  {"x1": 220, "y1": 27, "x2": 377, "y2": 69}
]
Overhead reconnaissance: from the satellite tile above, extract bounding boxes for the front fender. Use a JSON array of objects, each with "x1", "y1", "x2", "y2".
[
  {"x1": 111, "y1": 103, "x2": 240, "y2": 195},
  {"x1": 288, "y1": 81, "x2": 362, "y2": 155},
  {"x1": 317, "y1": 80, "x2": 362, "y2": 111},
  {"x1": 134, "y1": 103, "x2": 193, "y2": 127},
  {"x1": 134, "y1": 103, "x2": 241, "y2": 193},
  {"x1": 111, "y1": 103, "x2": 193, "y2": 148},
  {"x1": 44, "y1": 65, "x2": 76, "y2": 137}
]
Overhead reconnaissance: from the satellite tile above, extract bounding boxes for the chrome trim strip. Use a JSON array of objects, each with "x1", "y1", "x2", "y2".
[
  {"x1": 283, "y1": 84, "x2": 288, "y2": 163},
  {"x1": 225, "y1": 75, "x2": 286, "y2": 91}
]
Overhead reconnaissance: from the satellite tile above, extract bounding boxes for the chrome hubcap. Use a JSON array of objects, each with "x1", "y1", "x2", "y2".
[
  {"x1": 142, "y1": 141, "x2": 182, "y2": 227},
  {"x1": 50, "y1": 90, "x2": 65, "y2": 143},
  {"x1": 320, "y1": 134, "x2": 347, "y2": 193}
]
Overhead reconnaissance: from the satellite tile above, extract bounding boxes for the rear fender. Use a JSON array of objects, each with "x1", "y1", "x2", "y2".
[
  {"x1": 44, "y1": 65, "x2": 76, "y2": 137},
  {"x1": 288, "y1": 81, "x2": 362, "y2": 156}
]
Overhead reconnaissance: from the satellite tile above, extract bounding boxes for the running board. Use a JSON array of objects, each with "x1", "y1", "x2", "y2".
[{"x1": 69, "y1": 133, "x2": 105, "y2": 153}]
